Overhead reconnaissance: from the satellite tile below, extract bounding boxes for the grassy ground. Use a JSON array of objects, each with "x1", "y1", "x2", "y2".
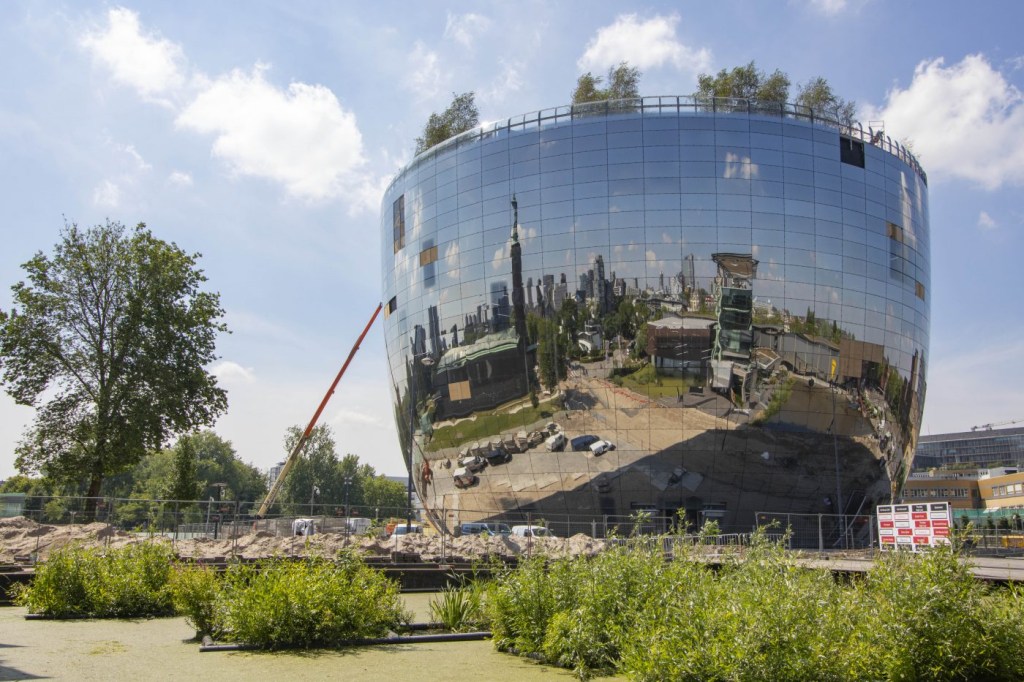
[{"x1": 427, "y1": 403, "x2": 555, "y2": 452}]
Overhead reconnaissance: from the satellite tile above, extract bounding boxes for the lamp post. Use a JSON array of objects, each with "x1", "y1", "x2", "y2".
[
  {"x1": 343, "y1": 476, "x2": 352, "y2": 535},
  {"x1": 407, "y1": 352, "x2": 434, "y2": 534},
  {"x1": 310, "y1": 484, "x2": 319, "y2": 518}
]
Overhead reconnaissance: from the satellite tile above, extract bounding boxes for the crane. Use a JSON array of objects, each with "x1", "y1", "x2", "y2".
[
  {"x1": 971, "y1": 418, "x2": 1023, "y2": 432},
  {"x1": 255, "y1": 302, "x2": 383, "y2": 519}
]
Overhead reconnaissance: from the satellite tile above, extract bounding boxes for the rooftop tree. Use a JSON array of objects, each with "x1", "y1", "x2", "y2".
[
  {"x1": 415, "y1": 91, "x2": 479, "y2": 154},
  {"x1": 0, "y1": 221, "x2": 228, "y2": 515},
  {"x1": 696, "y1": 61, "x2": 791, "y2": 102},
  {"x1": 572, "y1": 61, "x2": 642, "y2": 104}
]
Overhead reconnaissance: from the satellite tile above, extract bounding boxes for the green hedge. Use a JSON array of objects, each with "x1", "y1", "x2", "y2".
[
  {"x1": 489, "y1": 532, "x2": 1024, "y2": 681},
  {"x1": 12, "y1": 542, "x2": 175, "y2": 618}
]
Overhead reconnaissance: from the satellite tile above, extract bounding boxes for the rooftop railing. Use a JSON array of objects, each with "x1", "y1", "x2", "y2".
[{"x1": 407, "y1": 95, "x2": 926, "y2": 185}]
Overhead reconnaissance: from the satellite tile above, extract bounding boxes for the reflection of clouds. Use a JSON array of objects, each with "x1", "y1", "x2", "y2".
[
  {"x1": 722, "y1": 152, "x2": 758, "y2": 179},
  {"x1": 646, "y1": 249, "x2": 666, "y2": 274},
  {"x1": 445, "y1": 241, "x2": 460, "y2": 280},
  {"x1": 491, "y1": 246, "x2": 507, "y2": 271},
  {"x1": 661, "y1": 231, "x2": 673, "y2": 244}
]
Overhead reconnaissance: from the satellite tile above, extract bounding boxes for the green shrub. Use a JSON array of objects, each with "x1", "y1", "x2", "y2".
[
  {"x1": 429, "y1": 581, "x2": 487, "y2": 632},
  {"x1": 493, "y1": 529, "x2": 1024, "y2": 682},
  {"x1": 169, "y1": 563, "x2": 222, "y2": 638},
  {"x1": 11, "y1": 541, "x2": 175, "y2": 618},
  {"x1": 217, "y1": 555, "x2": 409, "y2": 649}
]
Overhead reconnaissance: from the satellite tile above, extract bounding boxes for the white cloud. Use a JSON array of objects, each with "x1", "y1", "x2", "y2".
[
  {"x1": 491, "y1": 245, "x2": 507, "y2": 271},
  {"x1": 92, "y1": 180, "x2": 120, "y2": 208},
  {"x1": 807, "y1": 0, "x2": 848, "y2": 16},
  {"x1": 79, "y1": 7, "x2": 186, "y2": 105},
  {"x1": 444, "y1": 12, "x2": 491, "y2": 49},
  {"x1": 405, "y1": 42, "x2": 443, "y2": 101},
  {"x1": 175, "y1": 64, "x2": 368, "y2": 203},
  {"x1": 329, "y1": 407, "x2": 383, "y2": 428},
  {"x1": 168, "y1": 170, "x2": 193, "y2": 187},
  {"x1": 577, "y1": 14, "x2": 711, "y2": 75},
  {"x1": 212, "y1": 360, "x2": 256, "y2": 385},
  {"x1": 479, "y1": 60, "x2": 525, "y2": 107},
  {"x1": 117, "y1": 143, "x2": 151, "y2": 171},
  {"x1": 977, "y1": 211, "x2": 997, "y2": 230},
  {"x1": 863, "y1": 55, "x2": 1024, "y2": 189}
]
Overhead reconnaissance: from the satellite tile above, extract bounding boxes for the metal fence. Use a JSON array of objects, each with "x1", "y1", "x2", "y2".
[{"x1": 7, "y1": 495, "x2": 1024, "y2": 557}]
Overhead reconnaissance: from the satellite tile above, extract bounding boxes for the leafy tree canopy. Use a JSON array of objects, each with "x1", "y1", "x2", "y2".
[
  {"x1": 415, "y1": 91, "x2": 479, "y2": 154},
  {"x1": 696, "y1": 61, "x2": 791, "y2": 102},
  {"x1": 795, "y1": 76, "x2": 856, "y2": 124},
  {"x1": 572, "y1": 62, "x2": 642, "y2": 104},
  {"x1": 0, "y1": 221, "x2": 228, "y2": 507},
  {"x1": 273, "y1": 424, "x2": 406, "y2": 516}
]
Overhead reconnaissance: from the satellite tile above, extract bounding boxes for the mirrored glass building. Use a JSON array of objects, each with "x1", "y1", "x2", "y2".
[{"x1": 381, "y1": 97, "x2": 929, "y2": 534}]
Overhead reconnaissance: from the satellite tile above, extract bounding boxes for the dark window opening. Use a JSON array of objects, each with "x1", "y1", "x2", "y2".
[
  {"x1": 915, "y1": 281, "x2": 926, "y2": 301},
  {"x1": 840, "y1": 136, "x2": 865, "y2": 168},
  {"x1": 384, "y1": 296, "x2": 398, "y2": 318},
  {"x1": 392, "y1": 195, "x2": 405, "y2": 253}
]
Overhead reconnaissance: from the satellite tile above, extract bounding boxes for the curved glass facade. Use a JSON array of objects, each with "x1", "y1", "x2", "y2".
[{"x1": 381, "y1": 99, "x2": 929, "y2": 534}]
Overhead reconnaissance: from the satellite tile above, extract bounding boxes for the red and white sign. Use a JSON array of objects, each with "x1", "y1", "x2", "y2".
[{"x1": 877, "y1": 502, "x2": 952, "y2": 551}]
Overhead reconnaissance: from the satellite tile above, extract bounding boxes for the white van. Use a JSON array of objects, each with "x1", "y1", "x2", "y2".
[
  {"x1": 511, "y1": 525, "x2": 555, "y2": 538},
  {"x1": 545, "y1": 432, "x2": 566, "y2": 452}
]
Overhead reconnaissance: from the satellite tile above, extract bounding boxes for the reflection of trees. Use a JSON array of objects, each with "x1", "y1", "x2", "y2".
[{"x1": 787, "y1": 309, "x2": 848, "y2": 345}]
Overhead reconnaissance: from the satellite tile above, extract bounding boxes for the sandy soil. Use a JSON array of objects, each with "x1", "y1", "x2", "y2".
[{"x1": 0, "y1": 516, "x2": 610, "y2": 564}]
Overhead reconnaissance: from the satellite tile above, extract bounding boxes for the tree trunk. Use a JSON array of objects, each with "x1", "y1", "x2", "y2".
[{"x1": 85, "y1": 473, "x2": 103, "y2": 521}]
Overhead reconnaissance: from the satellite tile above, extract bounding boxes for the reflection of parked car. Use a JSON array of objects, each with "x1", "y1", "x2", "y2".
[
  {"x1": 459, "y1": 454, "x2": 486, "y2": 472},
  {"x1": 484, "y1": 448, "x2": 512, "y2": 465},
  {"x1": 589, "y1": 439, "x2": 615, "y2": 456},
  {"x1": 453, "y1": 467, "x2": 478, "y2": 489},
  {"x1": 545, "y1": 432, "x2": 566, "y2": 451},
  {"x1": 571, "y1": 434, "x2": 599, "y2": 451}
]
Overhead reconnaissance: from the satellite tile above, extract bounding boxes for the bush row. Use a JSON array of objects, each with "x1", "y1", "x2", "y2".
[
  {"x1": 13, "y1": 544, "x2": 409, "y2": 648},
  {"x1": 12, "y1": 542, "x2": 175, "y2": 618},
  {"x1": 488, "y1": 531, "x2": 1024, "y2": 681}
]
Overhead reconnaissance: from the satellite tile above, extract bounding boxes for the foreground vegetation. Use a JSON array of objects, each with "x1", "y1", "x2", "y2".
[
  {"x1": 13, "y1": 533, "x2": 1024, "y2": 679},
  {"x1": 488, "y1": 531, "x2": 1024, "y2": 681},
  {"x1": 14, "y1": 545, "x2": 408, "y2": 648}
]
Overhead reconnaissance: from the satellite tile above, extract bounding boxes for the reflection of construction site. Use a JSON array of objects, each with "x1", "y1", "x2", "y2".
[
  {"x1": 399, "y1": 244, "x2": 925, "y2": 539},
  {"x1": 413, "y1": 356, "x2": 902, "y2": 538}
]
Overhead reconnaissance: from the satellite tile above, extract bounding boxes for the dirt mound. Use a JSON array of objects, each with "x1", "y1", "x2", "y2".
[{"x1": 0, "y1": 516, "x2": 613, "y2": 564}]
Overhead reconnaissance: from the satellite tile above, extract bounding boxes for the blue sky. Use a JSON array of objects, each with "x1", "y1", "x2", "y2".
[{"x1": 1, "y1": 1, "x2": 1022, "y2": 480}]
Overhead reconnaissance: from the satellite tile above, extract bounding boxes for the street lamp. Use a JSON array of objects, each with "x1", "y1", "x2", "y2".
[
  {"x1": 310, "y1": 484, "x2": 319, "y2": 517},
  {"x1": 343, "y1": 476, "x2": 352, "y2": 534},
  {"x1": 407, "y1": 352, "x2": 434, "y2": 534}
]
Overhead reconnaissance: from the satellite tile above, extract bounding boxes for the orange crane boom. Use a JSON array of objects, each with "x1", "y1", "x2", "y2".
[{"x1": 255, "y1": 302, "x2": 383, "y2": 519}]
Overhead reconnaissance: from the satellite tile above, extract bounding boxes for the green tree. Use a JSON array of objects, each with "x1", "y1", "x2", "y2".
[
  {"x1": 165, "y1": 435, "x2": 200, "y2": 502},
  {"x1": 796, "y1": 76, "x2": 856, "y2": 124},
  {"x1": 361, "y1": 475, "x2": 406, "y2": 515},
  {"x1": 572, "y1": 61, "x2": 641, "y2": 104},
  {"x1": 415, "y1": 92, "x2": 479, "y2": 154},
  {"x1": 696, "y1": 61, "x2": 791, "y2": 102},
  {"x1": 0, "y1": 221, "x2": 227, "y2": 514},
  {"x1": 279, "y1": 424, "x2": 343, "y2": 515}
]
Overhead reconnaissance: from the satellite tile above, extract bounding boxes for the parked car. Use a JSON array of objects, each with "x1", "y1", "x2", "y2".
[
  {"x1": 571, "y1": 434, "x2": 599, "y2": 451},
  {"x1": 511, "y1": 525, "x2": 556, "y2": 538},
  {"x1": 453, "y1": 466, "x2": 478, "y2": 489},
  {"x1": 545, "y1": 432, "x2": 567, "y2": 452},
  {"x1": 459, "y1": 454, "x2": 487, "y2": 472},
  {"x1": 459, "y1": 522, "x2": 512, "y2": 536},
  {"x1": 391, "y1": 523, "x2": 423, "y2": 536},
  {"x1": 484, "y1": 448, "x2": 512, "y2": 465},
  {"x1": 589, "y1": 439, "x2": 615, "y2": 456}
]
